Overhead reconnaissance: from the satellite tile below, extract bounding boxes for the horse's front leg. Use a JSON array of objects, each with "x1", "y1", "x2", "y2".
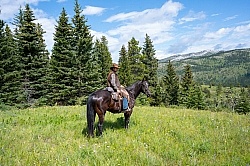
[{"x1": 124, "y1": 111, "x2": 132, "y2": 129}]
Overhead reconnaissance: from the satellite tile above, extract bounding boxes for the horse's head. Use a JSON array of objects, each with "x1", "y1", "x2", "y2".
[{"x1": 141, "y1": 78, "x2": 151, "y2": 97}]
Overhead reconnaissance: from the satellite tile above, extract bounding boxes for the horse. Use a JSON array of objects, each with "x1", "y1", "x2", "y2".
[{"x1": 84, "y1": 78, "x2": 151, "y2": 137}]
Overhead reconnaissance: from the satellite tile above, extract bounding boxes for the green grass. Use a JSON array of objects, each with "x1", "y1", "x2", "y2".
[{"x1": 1, "y1": 106, "x2": 249, "y2": 165}]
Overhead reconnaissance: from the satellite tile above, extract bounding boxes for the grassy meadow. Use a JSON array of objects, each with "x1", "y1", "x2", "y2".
[{"x1": 0, "y1": 106, "x2": 249, "y2": 165}]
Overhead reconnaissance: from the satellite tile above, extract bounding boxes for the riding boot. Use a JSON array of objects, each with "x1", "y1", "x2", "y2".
[
  {"x1": 122, "y1": 107, "x2": 131, "y2": 113},
  {"x1": 126, "y1": 107, "x2": 131, "y2": 112}
]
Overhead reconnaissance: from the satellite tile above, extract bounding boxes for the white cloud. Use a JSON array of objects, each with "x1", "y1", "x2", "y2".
[
  {"x1": 224, "y1": 15, "x2": 238, "y2": 21},
  {"x1": 175, "y1": 22, "x2": 250, "y2": 55},
  {"x1": 0, "y1": 0, "x2": 47, "y2": 21},
  {"x1": 105, "y1": 0, "x2": 183, "y2": 23},
  {"x1": 179, "y1": 11, "x2": 206, "y2": 24},
  {"x1": 211, "y1": 13, "x2": 220, "y2": 17},
  {"x1": 82, "y1": 6, "x2": 106, "y2": 16},
  {"x1": 230, "y1": 23, "x2": 250, "y2": 48},
  {"x1": 102, "y1": 1, "x2": 249, "y2": 60},
  {"x1": 103, "y1": 0, "x2": 183, "y2": 61},
  {"x1": 56, "y1": 0, "x2": 67, "y2": 3},
  {"x1": 233, "y1": 23, "x2": 250, "y2": 33},
  {"x1": 204, "y1": 27, "x2": 233, "y2": 40},
  {"x1": 155, "y1": 50, "x2": 167, "y2": 59},
  {"x1": 105, "y1": 11, "x2": 139, "y2": 22}
]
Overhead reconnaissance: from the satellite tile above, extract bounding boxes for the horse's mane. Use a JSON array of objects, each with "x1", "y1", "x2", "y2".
[{"x1": 125, "y1": 80, "x2": 142, "y2": 94}]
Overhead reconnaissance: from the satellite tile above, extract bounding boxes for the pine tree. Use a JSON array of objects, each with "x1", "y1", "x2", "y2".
[
  {"x1": 179, "y1": 64, "x2": 195, "y2": 107},
  {"x1": 181, "y1": 64, "x2": 194, "y2": 91},
  {"x1": 83, "y1": 50, "x2": 103, "y2": 104},
  {"x1": 141, "y1": 34, "x2": 158, "y2": 85},
  {"x1": 127, "y1": 37, "x2": 144, "y2": 84},
  {"x1": 235, "y1": 88, "x2": 250, "y2": 114},
  {"x1": 48, "y1": 8, "x2": 75, "y2": 105},
  {"x1": 178, "y1": 64, "x2": 205, "y2": 109},
  {"x1": 150, "y1": 83, "x2": 164, "y2": 106},
  {"x1": 12, "y1": 7, "x2": 24, "y2": 38},
  {"x1": 100, "y1": 36, "x2": 112, "y2": 83},
  {"x1": 0, "y1": 24, "x2": 20, "y2": 105},
  {"x1": 14, "y1": 4, "x2": 49, "y2": 107},
  {"x1": 33, "y1": 23, "x2": 50, "y2": 106},
  {"x1": 118, "y1": 45, "x2": 131, "y2": 86},
  {"x1": 141, "y1": 34, "x2": 158, "y2": 106},
  {"x1": 71, "y1": 0, "x2": 94, "y2": 99},
  {"x1": 187, "y1": 85, "x2": 206, "y2": 109},
  {"x1": 93, "y1": 36, "x2": 112, "y2": 86},
  {"x1": 163, "y1": 60, "x2": 179, "y2": 106},
  {"x1": 0, "y1": 19, "x2": 5, "y2": 98}
]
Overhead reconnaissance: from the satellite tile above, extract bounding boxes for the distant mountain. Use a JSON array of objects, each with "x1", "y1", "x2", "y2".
[
  {"x1": 158, "y1": 48, "x2": 250, "y2": 86},
  {"x1": 159, "y1": 50, "x2": 217, "y2": 62}
]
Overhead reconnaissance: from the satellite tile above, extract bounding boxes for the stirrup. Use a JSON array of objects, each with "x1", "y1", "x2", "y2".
[{"x1": 121, "y1": 107, "x2": 131, "y2": 113}]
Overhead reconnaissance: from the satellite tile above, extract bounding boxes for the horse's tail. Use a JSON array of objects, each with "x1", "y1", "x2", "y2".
[{"x1": 87, "y1": 95, "x2": 95, "y2": 137}]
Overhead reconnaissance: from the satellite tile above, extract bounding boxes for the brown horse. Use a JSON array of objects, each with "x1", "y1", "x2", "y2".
[{"x1": 85, "y1": 79, "x2": 151, "y2": 137}]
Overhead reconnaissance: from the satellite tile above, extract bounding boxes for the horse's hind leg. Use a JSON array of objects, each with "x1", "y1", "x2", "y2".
[
  {"x1": 88, "y1": 115, "x2": 95, "y2": 137},
  {"x1": 97, "y1": 114, "x2": 105, "y2": 136},
  {"x1": 87, "y1": 112, "x2": 96, "y2": 137},
  {"x1": 86, "y1": 103, "x2": 96, "y2": 137}
]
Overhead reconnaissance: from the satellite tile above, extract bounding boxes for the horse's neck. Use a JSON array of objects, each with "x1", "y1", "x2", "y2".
[{"x1": 127, "y1": 81, "x2": 142, "y2": 99}]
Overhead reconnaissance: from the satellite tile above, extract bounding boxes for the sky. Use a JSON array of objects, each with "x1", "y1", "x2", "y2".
[{"x1": 1, "y1": 0, "x2": 250, "y2": 62}]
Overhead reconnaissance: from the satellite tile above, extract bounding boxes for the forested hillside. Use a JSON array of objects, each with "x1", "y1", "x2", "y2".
[{"x1": 158, "y1": 49, "x2": 250, "y2": 87}]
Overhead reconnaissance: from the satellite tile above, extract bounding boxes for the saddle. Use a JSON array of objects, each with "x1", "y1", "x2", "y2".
[
  {"x1": 104, "y1": 87, "x2": 129, "y2": 112},
  {"x1": 111, "y1": 92, "x2": 129, "y2": 112}
]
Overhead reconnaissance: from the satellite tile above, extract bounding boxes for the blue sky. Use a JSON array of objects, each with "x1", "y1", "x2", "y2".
[{"x1": 1, "y1": 0, "x2": 250, "y2": 62}]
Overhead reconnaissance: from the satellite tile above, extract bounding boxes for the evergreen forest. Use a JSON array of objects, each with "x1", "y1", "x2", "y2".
[{"x1": 0, "y1": 1, "x2": 249, "y2": 114}]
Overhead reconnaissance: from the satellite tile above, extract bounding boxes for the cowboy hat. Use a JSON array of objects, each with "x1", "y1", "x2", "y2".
[{"x1": 110, "y1": 63, "x2": 120, "y2": 69}]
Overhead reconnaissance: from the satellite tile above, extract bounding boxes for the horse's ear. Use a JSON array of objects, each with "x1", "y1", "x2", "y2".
[{"x1": 142, "y1": 76, "x2": 148, "y2": 81}]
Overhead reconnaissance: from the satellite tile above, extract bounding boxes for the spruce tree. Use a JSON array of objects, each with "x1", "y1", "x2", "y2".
[
  {"x1": 235, "y1": 88, "x2": 250, "y2": 114},
  {"x1": 83, "y1": 50, "x2": 103, "y2": 104},
  {"x1": 71, "y1": 0, "x2": 94, "y2": 100},
  {"x1": 179, "y1": 64, "x2": 205, "y2": 109},
  {"x1": 127, "y1": 37, "x2": 144, "y2": 84},
  {"x1": 33, "y1": 23, "x2": 50, "y2": 105},
  {"x1": 48, "y1": 8, "x2": 75, "y2": 105},
  {"x1": 12, "y1": 7, "x2": 24, "y2": 39},
  {"x1": 141, "y1": 34, "x2": 158, "y2": 106},
  {"x1": 150, "y1": 83, "x2": 164, "y2": 106},
  {"x1": 0, "y1": 24, "x2": 20, "y2": 105},
  {"x1": 93, "y1": 36, "x2": 112, "y2": 86},
  {"x1": 187, "y1": 85, "x2": 206, "y2": 109},
  {"x1": 118, "y1": 45, "x2": 131, "y2": 86},
  {"x1": 179, "y1": 64, "x2": 195, "y2": 107},
  {"x1": 100, "y1": 36, "x2": 112, "y2": 83},
  {"x1": 181, "y1": 64, "x2": 194, "y2": 91},
  {"x1": 163, "y1": 60, "x2": 179, "y2": 105},
  {"x1": 141, "y1": 34, "x2": 158, "y2": 85},
  {"x1": 14, "y1": 4, "x2": 49, "y2": 107},
  {"x1": 0, "y1": 19, "x2": 5, "y2": 99}
]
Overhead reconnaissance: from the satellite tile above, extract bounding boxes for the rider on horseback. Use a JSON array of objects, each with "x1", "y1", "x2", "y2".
[{"x1": 107, "y1": 63, "x2": 131, "y2": 113}]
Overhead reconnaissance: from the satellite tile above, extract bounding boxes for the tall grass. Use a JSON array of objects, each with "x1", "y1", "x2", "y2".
[{"x1": 1, "y1": 106, "x2": 249, "y2": 165}]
